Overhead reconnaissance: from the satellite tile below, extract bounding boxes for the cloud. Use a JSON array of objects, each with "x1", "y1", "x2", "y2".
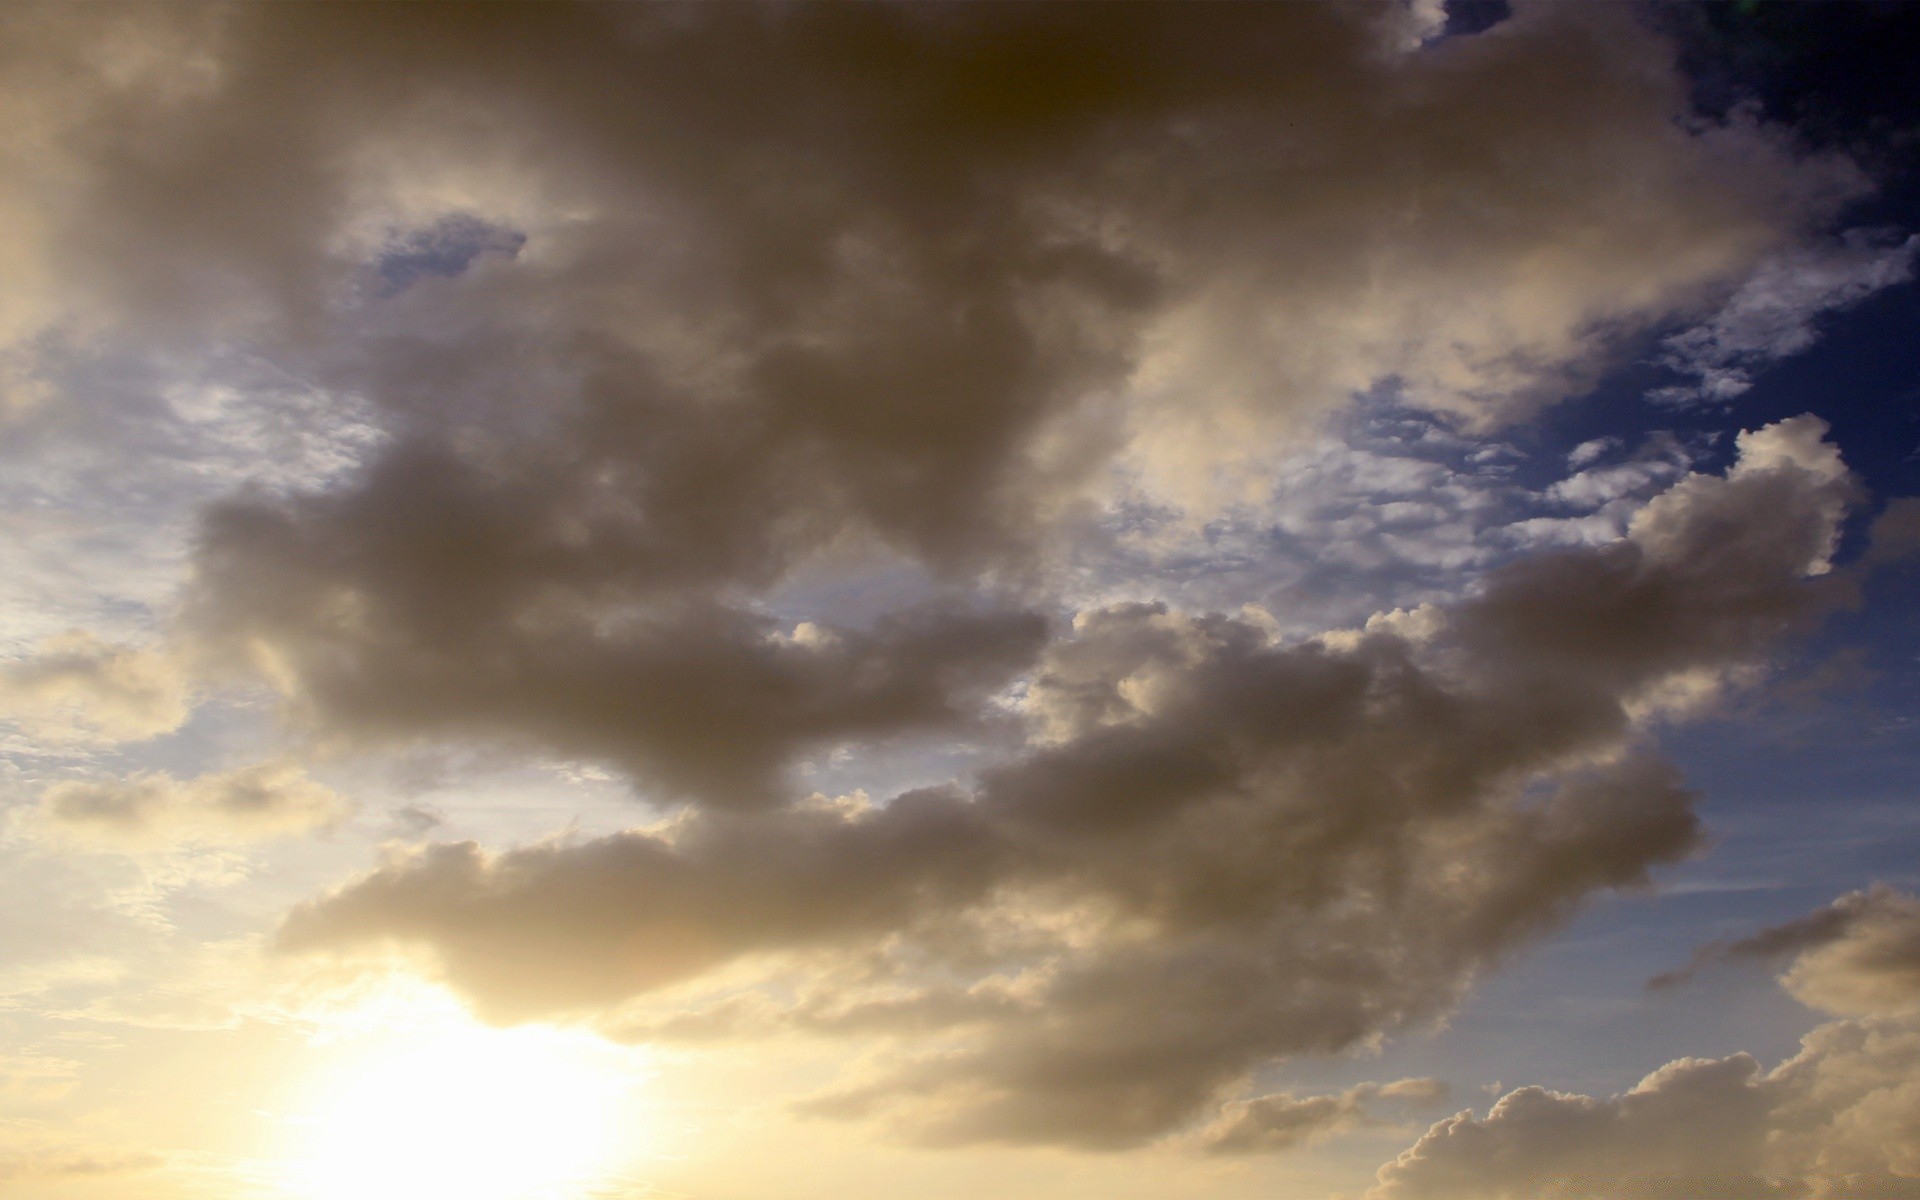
[
  {"x1": 39, "y1": 761, "x2": 349, "y2": 848},
  {"x1": 0, "y1": 631, "x2": 188, "y2": 744},
  {"x1": 1567, "y1": 437, "x2": 1623, "y2": 470},
  {"x1": 187, "y1": 558, "x2": 1050, "y2": 809},
  {"x1": 0, "y1": 1148, "x2": 164, "y2": 1184},
  {"x1": 1779, "y1": 888, "x2": 1920, "y2": 1019},
  {"x1": 1649, "y1": 232, "x2": 1918, "y2": 407},
  {"x1": 1864, "y1": 497, "x2": 1920, "y2": 568},
  {"x1": 1648, "y1": 885, "x2": 1901, "y2": 992},
  {"x1": 0, "y1": 2, "x2": 1903, "y2": 1176},
  {"x1": 0, "y1": 3, "x2": 1870, "y2": 780},
  {"x1": 1372, "y1": 887, "x2": 1920, "y2": 1200},
  {"x1": 278, "y1": 418, "x2": 1857, "y2": 1148},
  {"x1": 1194, "y1": 1078, "x2": 1448, "y2": 1155}
]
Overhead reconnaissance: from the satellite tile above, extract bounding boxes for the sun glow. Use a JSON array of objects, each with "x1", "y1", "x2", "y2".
[{"x1": 279, "y1": 1013, "x2": 645, "y2": 1200}]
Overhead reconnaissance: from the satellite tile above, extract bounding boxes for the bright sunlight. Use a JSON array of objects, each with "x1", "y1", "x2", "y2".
[{"x1": 279, "y1": 1008, "x2": 646, "y2": 1200}]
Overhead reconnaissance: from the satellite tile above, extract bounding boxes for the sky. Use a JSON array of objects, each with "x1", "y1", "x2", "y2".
[{"x1": 3, "y1": 3, "x2": 1920, "y2": 1198}]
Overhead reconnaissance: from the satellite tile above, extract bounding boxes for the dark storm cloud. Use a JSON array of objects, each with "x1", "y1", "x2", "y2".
[{"x1": 281, "y1": 420, "x2": 1857, "y2": 1147}]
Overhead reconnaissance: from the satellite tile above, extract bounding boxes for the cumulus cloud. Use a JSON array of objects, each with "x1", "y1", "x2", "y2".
[
  {"x1": 1373, "y1": 886, "x2": 1920, "y2": 1200},
  {"x1": 0, "y1": 631, "x2": 188, "y2": 744},
  {"x1": 40, "y1": 761, "x2": 349, "y2": 848},
  {"x1": 278, "y1": 418, "x2": 1856, "y2": 1148}
]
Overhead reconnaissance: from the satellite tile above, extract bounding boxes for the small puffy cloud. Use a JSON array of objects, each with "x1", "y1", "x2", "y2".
[
  {"x1": 40, "y1": 761, "x2": 349, "y2": 849},
  {"x1": 1567, "y1": 437, "x2": 1622, "y2": 470},
  {"x1": 0, "y1": 631, "x2": 188, "y2": 744},
  {"x1": 1374, "y1": 888, "x2": 1920, "y2": 1200},
  {"x1": 279, "y1": 419, "x2": 1855, "y2": 1149}
]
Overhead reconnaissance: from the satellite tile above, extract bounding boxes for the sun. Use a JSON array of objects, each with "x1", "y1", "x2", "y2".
[{"x1": 279, "y1": 1017, "x2": 645, "y2": 1200}]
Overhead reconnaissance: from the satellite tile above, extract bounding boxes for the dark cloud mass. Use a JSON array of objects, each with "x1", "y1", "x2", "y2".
[{"x1": 282, "y1": 419, "x2": 1856, "y2": 1146}]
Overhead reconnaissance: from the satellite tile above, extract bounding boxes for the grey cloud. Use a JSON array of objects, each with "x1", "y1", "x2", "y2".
[
  {"x1": 1370, "y1": 1055, "x2": 1795, "y2": 1200},
  {"x1": 280, "y1": 419, "x2": 1854, "y2": 1148},
  {"x1": 1374, "y1": 888, "x2": 1920, "y2": 1200},
  {"x1": 1567, "y1": 437, "x2": 1624, "y2": 469},
  {"x1": 388, "y1": 802, "x2": 445, "y2": 840}
]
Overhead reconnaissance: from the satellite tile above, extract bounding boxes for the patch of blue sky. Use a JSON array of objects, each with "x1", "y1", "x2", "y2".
[{"x1": 373, "y1": 214, "x2": 527, "y2": 297}]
